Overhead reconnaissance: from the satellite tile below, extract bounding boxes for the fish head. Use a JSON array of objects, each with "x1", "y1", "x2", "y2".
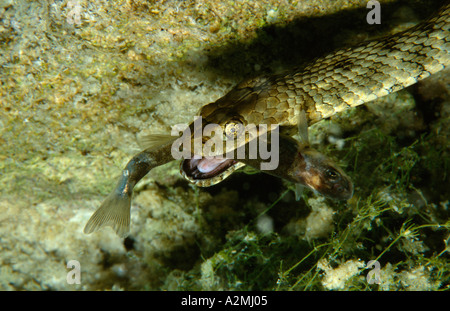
[{"x1": 290, "y1": 147, "x2": 353, "y2": 200}]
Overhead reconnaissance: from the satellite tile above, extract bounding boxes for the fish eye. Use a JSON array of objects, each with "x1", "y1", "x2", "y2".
[{"x1": 324, "y1": 167, "x2": 340, "y2": 181}]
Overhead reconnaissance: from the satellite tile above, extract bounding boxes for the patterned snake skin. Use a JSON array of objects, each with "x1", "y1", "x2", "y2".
[{"x1": 200, "y1": 3, "x2": 450, "y2": 132}]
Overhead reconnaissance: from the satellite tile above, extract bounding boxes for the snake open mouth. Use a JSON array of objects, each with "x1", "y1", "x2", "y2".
[{"x1": 182, "y1": 157, "x2": 237, "y2": 180}]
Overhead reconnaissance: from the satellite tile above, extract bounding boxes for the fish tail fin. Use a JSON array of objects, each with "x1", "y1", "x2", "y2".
[
  {"x1": 84, "y1": 191, "x2": 131, "y2": 238},
  {"x1": 139, "y1": 133, "x2": 178, "y2": 150}
]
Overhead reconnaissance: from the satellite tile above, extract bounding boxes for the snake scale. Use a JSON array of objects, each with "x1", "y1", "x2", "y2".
[{"x1": 85, "y1": 3, "x2": 450, "y2": 237}]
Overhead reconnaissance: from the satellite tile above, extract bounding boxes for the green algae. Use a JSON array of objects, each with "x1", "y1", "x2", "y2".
[{"x1": 160, "y1": 127, "x2": 450, "y2": 291}]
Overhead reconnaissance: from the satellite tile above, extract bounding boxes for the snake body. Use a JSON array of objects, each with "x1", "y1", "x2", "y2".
[
  {"x1": 85, "y1": 3, "x2": 450, "y2": 237},
  {"x1": 201, "y1": 3, "x2": 449, "y2": 129}
]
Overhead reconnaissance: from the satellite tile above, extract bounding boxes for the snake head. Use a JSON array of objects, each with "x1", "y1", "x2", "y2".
[{"x1": 290, "y1": 147, "x2": 353, "y2": 200}]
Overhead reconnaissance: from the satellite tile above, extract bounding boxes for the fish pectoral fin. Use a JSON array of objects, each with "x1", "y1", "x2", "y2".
[
  {"x1": 139, "y1": 133, "x2": 178, "y2": 151},
  {"x1": 295, "y1": 183, "x2": 305, "y2": 201},
  {"x1": 297, "y1": 110, "x2": 310, "y2": 146},
  {"x1": 84, "y1": 191, "x2": 131, "y2": 238}
]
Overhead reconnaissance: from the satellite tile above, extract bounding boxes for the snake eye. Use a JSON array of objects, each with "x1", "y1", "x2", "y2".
[
  {"x1": 324, "y1": 167, "x2": 340, "y2": 181},
  {"x1": 224, "y1": 120, "x2": 244, "y2": 140}
]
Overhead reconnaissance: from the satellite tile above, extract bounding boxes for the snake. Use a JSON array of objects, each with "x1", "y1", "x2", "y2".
[{"x1": 84, "y1": 3, "x2": 450, "y2": 237}]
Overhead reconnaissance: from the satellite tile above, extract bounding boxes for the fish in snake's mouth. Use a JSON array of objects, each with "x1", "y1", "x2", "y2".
[{"x1": 84, "y1": 4, "x2": 449, "y2": 237}]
